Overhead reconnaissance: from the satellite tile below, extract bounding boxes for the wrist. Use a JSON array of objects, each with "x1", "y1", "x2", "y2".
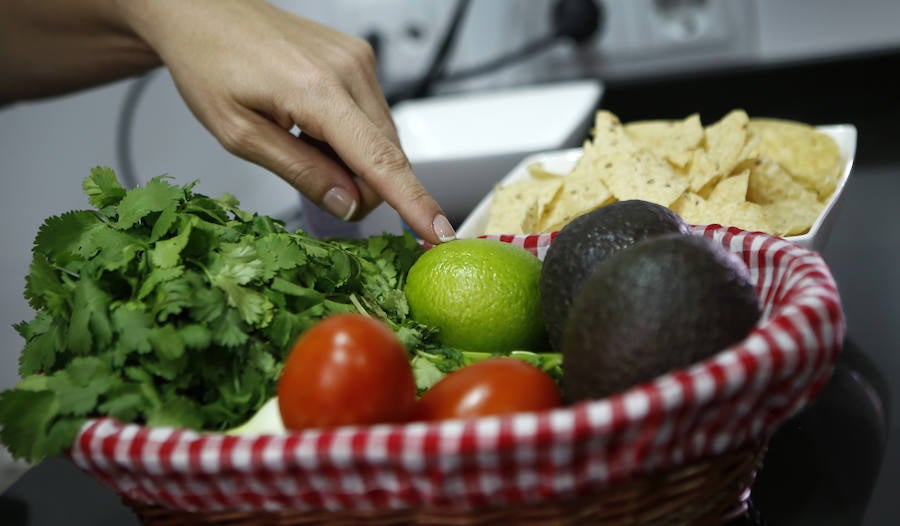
[{"x1": 111, "y1": 0, "x2": 162, "y2": 48}]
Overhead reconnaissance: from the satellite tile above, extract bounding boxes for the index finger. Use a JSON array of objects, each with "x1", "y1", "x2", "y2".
[{"x1": 308, "y1": 96, "x2": 456, "y2": 245}]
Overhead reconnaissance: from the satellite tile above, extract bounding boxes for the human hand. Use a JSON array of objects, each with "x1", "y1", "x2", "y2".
[{"x1": 120, "y1": 0, "x2": 455, "y2": 244}]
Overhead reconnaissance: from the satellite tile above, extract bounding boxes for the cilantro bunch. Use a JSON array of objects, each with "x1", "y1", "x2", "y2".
[{"x1": 0, "y1": 168, "x2": 428, "y2": 463}]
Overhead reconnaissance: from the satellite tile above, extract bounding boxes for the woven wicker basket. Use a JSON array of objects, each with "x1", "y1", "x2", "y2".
[
  {"x1": 121, "y1": 442, "x2": 765, "y2": 525},
  {"x1": 69, "y1": 226, "x2": 844, "y2": 526}
]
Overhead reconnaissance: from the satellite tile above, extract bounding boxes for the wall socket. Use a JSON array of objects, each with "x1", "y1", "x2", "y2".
[
  {"x1": 583, "y1": 0, "x2": 758, "y2": 81},
  {"x1": 332, "y1": 0, "x2": 455, "y2": 89}
]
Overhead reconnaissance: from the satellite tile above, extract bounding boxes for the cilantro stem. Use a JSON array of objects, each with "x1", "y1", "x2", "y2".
[
  {"x1": 348, "y1": 293, "x2": 369, "y2": 317},
  {"x1": 92, "y1": 210, "x2": 112, "y2": 226},
  {"x1": 53, "y1": 265, "x2": 80, "y2": 279}
]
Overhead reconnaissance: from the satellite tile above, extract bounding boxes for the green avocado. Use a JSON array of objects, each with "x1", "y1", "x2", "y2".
[
  {"x1": 540, "y1": 200, "x2": 690, "y2": 351},
  {"x1": 560, "y1": 233, "x2": 760, "y2": 403}
]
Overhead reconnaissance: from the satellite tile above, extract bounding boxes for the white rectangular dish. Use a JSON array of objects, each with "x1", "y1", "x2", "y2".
[
  {"x1": 457, "y1": 124, "x2": 857, "y2": 252},
  {"x1": 392, "y1": 80, "x2": 603, "y2": 224}
]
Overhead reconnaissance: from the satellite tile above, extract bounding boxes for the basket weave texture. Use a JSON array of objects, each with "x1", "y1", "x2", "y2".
[{"x1": 68, "y1": 225, "x2": 844, "y2": 523}]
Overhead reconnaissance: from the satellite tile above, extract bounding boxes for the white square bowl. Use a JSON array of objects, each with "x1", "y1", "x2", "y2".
[
  {"x1": 457, "y1": 124, "x2": 857, "y2": 252},
  {"x1": 392, "y1": 80, "x2": 604, "y2": 224}
]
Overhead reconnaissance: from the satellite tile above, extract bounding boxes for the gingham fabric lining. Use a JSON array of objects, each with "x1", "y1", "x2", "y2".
[{"x1": 69, "y1": 225, "x2": 844, "y2": 512}]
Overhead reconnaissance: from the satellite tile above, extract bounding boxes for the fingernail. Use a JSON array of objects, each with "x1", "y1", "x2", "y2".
[
  {"x1": 322, "y1": 187, "x2": 357, "y2": 221},
  {"x1": 432, "y1": 214, "x2": 456, "y2": 243}
]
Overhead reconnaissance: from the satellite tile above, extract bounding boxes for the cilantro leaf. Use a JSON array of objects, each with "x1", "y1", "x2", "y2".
[
  {"x1": 67, "y1": 278, "x2": 113, "y2": 354},
  {"x1": 178, "y1": 324, "x2": 212, "y2": 349},
  {"x1": 77, "y1": 225, "x2": 147, "y2": 272},
  {"x1": 114, "y1": 176, "x2": 184, "y2": 229},
  {"x1": 43, "y1": 418, "x2": 89, "y2": 458},
  {"x1": 0, "y1": 388, "x2": 58, "y2": 463},
  {"x1": 137, "y1": 265, "x2": 185, "y2": 301},
  {"x1": 145, "y1": 396, "x2": 203, "y2": 429},
  {"x1": 150, "y1": 204, "x2": 179, "y2": 242},
  {"x1": 23, "y1": 256, "x2": 69, "y2": 314},
  {"x1": 256, "y1": 234, "x2": 306, "y2": 280},
  {"x1": 151, "y1": 216, "x2": 193, "y2": 268},
  {"x1": 17, "y1": 314, "x2": 66, "y2": 376},
  {"x1": 33, "y1": 210, "x2": 101, "y2": 261},
  {"x1": 48, "y1": 357, "x2": 118, "y2": 416},
  {"x1": 210, "y1": 309, "x2": 251, "y2": 347},
  {"x1": 83, "y1": 166, "x2": 126, "y2": 209},
  {"x1": 214, "y1": 192, "x2": 253, "y2": 222},
  {"x1": 212, "y1": 274, "x2": 274, "y2": 327},
  {"x1": 111, "y1": 303, "x2": 154, "y2": 355},
  {"x1": 98, "y1": 384, "x2": 148, "y2": 423},
  {"x1": 189, "y1": 286, "x2": 226, "y2": 323},
  {"x1": 148, "y1": 325, "x2": 185, "y2": 361},
  {"x1": 184, "y1": 196, "x2": 230, "y2": 224}
]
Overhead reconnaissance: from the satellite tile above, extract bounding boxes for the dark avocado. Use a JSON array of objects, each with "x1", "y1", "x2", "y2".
[
  {"x1": 560, "y1": 233, "x2": 760, "y2": 403},
  {"x1": 540, "y1": 200, "x2": 690, "y2": 351}
]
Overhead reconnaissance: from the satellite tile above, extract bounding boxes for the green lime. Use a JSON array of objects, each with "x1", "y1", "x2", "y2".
[{"x1": 404, "y1": 238, "x2": 547, "y2": 352}]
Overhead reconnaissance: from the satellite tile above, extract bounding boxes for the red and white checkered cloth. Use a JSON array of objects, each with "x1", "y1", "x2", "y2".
[{"x1": 69, "y1": 225, "x2": 844, "y2": 513}]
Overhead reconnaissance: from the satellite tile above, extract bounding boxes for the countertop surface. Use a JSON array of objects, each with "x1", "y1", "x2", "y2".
[{"x1": 2, "y1": 53, "x2": 899, "y2": 525}]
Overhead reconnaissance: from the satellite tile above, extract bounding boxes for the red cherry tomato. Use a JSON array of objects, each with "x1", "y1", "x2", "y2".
[
  {"x1": 277, "y1": 313, "x2": 417, "y2": 430},
  {"x1": 415, "y1": 357, "x2": 562, "y2": 421}
]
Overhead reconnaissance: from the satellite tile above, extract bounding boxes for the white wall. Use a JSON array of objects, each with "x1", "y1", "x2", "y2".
[
  {"x1": 1, "y1": 84, "x2": 131, "y2": 392},
  {"x1": 755, "y1": 0, "x2": 900, "y2": 62}
]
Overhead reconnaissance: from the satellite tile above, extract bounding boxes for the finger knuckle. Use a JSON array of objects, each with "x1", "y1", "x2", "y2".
[
  {"x1": 365, "y1": 137, "x2": 410, "y2": 175},
  {"x1": 269, "y1": 93, "x2": 297, "y2": 130},
  {"x1": 349, "y1": 38, "x2": 377, "y2": 69},
  {"x1": 401, "y1": 183, "x2": 433, "y2": 208},
  {"x1": 280, "y1": 157, "x2": 320, "y2": 190},
  {"x1": 215, "y1": 116, "x2": 257, "y2": 158},
  {"x1": 313, "y1": 74, "x2": 346, "y2": 105},
  {"x1": 361, "y1": 136, "x2": 431, "y2": 206},
  {"x1": 334, "y1": 38, "x2": 377, "y2": 78}
]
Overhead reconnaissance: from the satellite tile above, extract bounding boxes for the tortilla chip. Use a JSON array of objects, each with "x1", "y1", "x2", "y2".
[
  {"x1": 747, "y1": 157, "x2": 819, "y2": 205},
  {"x1": 519, "y1": 201, "x2": 542, "y2": 234},
  {"x1": 687, "y1": 148, "x2": 721, "y2": 195},
  {"x1": 715, "y1": 200, "x2": 774, "y2": 233},
  {"x1": 672, "y1": 189, "x2": 774, "y2": 234},
  {"x1": 589, "y1": 110, "x2": 641, "y2": 157},
  {"x1": 670, "y1": 192, "x2": 709, "y2": 226},
  {"x1": 705, "y1": 109, "x2": 752, "y2": 176},
  {"x1": 764, "y1": 199, "x2": 823, "y2": 236},
  {"x1": 539, "y1": 173, "x2": 613, "y2": 232},
  {"x1": 624, "y1": 113, "x2": 704, "y2": 168},
  {"x1": 709, "y1": 170, "x2": 750, "y2": 204},
  {"x1": 597, "y1": 150, "x2": 689, "y2": 207},
  {"x1": 527, "y1": 162, "x2": 565, "y2": 180},
  {"x1": 484, "y1": 196, "x2": 526, "y2": 234},
  {"x1": 748, "y1": 118, "x2": 842, "y2": 199},
  {"x1": 484, "y1": 178, "x2": 563, "y2": 234}
]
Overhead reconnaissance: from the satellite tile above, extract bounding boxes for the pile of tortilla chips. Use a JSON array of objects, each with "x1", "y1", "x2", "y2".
[{"x1": 484, "y1": 109, "x2": 843, "y2": 237}]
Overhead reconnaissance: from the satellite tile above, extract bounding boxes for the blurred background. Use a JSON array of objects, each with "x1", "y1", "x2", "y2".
[{"x1": 2, "y1": 0, "x2": 899, "y2": 524}]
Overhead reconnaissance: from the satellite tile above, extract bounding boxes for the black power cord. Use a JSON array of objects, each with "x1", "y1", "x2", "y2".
[
  {"x1": 398, "y1": 0, "x2": 473, "y2": 102},
  {"x1": 386, "y1": 0, "x2": 603, "y2": 105},
  {"x1": 116, "y1": 69, "x2": 160, "y2": 189},
  {"x1": 552, "y1": 0, "x2": 603, "y2": 45}
]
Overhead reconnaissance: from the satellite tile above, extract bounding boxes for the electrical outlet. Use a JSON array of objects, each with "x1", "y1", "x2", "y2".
[
  {"x1": 630, "y1": 0, "x2": 738, "y2": 55},
  {"x1": 331, "y1": 0, "x2": 454, "y2": 88},
  {"x1": 578, "y1": 0, "x2": 759, "y2": 80}
]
